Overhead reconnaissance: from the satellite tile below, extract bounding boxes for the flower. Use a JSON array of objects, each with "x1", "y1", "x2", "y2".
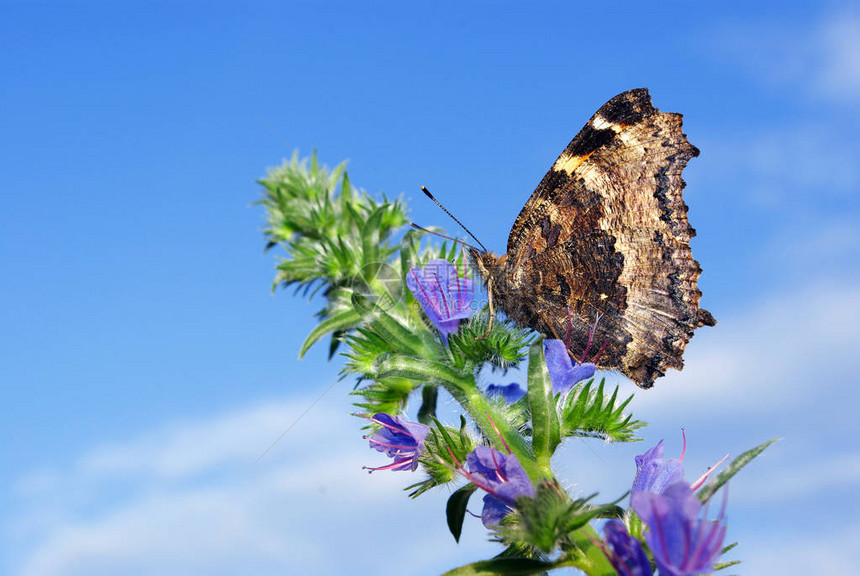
[
  {"x1": 633, "y1": 433, "x2": 727, "y2": 495},
  {"x1": 632, "y1": 440, "x2": 685, "y2": 496},
  {"x1": 485, "y1": 382, "x2": 526, "y2": 404},
  {"x1": 463, "y1": 445, "x2": 535, "y2": 527},
  {"x1": 631, "y1": 482, "x2": 727, "y2": 576},
  {"x1": 544, "y1": 339, "x2": 596, "y2": 393},
  {"x1": 364, "y1": 413, "x2": 430, "y2": 472},
  {"x1": 602, "y1": 520, "x2": 653, "y2": 576},
  {"x1": 406, "y1": 259, "x2": 475, "y2": 342}
]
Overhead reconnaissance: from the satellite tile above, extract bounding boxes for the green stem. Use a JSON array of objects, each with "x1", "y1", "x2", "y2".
[
  {"x1": 439, "y1": 377, "x2": 544, "y2": 482},
  {"x1": 561, "y1": 524, "x2": 617, "y2": 576}
]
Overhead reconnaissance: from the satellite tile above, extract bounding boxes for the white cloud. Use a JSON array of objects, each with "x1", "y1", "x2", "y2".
[
  {"x1": 696, "y1": 124, "x2": 860, "y2": 216},
  {"x1": 815, "y1": 13, "x2": 860, "y2": 99},
  {"x1": 714, "y1": 8, "x2": 860, "y2": 101},
  {"x1": 732, "y1": 451, "x2": 860, "y2": 505},
  {"x1": 6, "y1": 393, "x2": 497, "y2": 576},
  {"x1": 745, "y1": 126, "x2": 859, "y2": 201},
  {"x1": 77, "y1": 399, "x2": 329, "y2": 479},
  {"x1": 756, "y1": 218, "x2": 860, "y2": 279},
  {"x1": 742, "y1": 523, "x2": 860, "y2": 574}
]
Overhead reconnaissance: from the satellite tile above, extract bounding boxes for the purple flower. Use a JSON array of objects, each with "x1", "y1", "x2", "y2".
[
  {"x1": 544, "y1": 339, "x2": 596, "y2": 393},
  {"x1": 364, "y1": 413, "x2": 430, "y2": 472},
  {"x1": 463, "y1": 445, "x2": 535, "y2": 527},
  {"x1": 632, "y1": 440, "x2": 685, "y2": 496},
  {"x1": 602, "y1": 520, "x2": 653, "y2": 576},
  {"x1": 406, "y1": 259, "x2": 475, "y2": 342},
  {"x1": 631, "y1": 482, "x2": 727, "y2": 576},
  {"x1": 485, "y1": 382, "x2": 526, "y2": 404},
  {"x1": 633, "y1": 434, "x2": 727, "y2": 495}
]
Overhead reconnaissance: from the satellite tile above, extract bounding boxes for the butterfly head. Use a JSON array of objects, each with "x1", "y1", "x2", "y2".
[{"x1": 469, "y1": 249, "x2": 506, "y2": 283}]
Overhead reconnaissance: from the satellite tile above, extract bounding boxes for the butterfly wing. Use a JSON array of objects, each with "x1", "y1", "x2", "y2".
[{"x1": 504, "y1": 88, "x2": 714, "y2": 387}]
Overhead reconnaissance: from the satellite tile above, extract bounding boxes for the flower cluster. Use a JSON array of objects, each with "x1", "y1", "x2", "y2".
[
  {"x1": 364, "y1": 410, "x2": 536, "y2": 528},
  {"x1": 602, "y1": 436, "x2": 729, "y2": 576}
]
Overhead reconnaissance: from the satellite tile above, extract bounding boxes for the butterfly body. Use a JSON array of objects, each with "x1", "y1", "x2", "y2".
[{"x1": 471, "y1": 88, "x2": 715, "y2": 388}]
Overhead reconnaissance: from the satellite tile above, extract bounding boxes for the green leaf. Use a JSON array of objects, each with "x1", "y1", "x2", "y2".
[
  {"x1": 442, "y1": 557, "x2": 559, "y2": 576},
  {"x1": 446, "y1": 485, "x2": 477, "y2": 543},
  {"x1": 350, "y1": 292, "x2": 434, "y2": 356},
  {"x1": 360, "y1": 205, "x2": 387, "y2": 266},
  {"x1": 298, "y1": 307, "x2": 362, "y2": 358},
  {"x1": 339, "y1": 170, "x2": 352, "y2": 209},
  {"x1": 503, "y1": 483, "x2": 625, "y2": 554},
  {"x1": 698, "y1": 439, "x2": 778, "y2": 504},
  {"x1": 527, "y1": 341, "x2": 560, "y2": 469},
  {"x1": 560, "y1": 378, "x2": 644, "y2": 442},
  {"x1": 449, "y1": 315, "x2": 533, "y2": 371},
  {"x1": 376, "y1": 355, "x2": 470, "y2": 390},
  {"x1": 328, "y1": 330, "x2": 345, "y2": 359}
]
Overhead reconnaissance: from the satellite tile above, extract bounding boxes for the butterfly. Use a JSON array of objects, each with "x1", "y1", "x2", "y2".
[{"x1": 469, "y1": 88, "x2": 715, "y2": 388}]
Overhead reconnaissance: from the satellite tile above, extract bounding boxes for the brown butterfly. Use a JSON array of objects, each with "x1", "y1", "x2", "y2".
[{"x1": 468, "y1": 88, "x2": 715, "y2": 388}]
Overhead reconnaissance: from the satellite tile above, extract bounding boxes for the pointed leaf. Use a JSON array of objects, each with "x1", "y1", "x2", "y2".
[
  {"x1": 328, "y1": 330, "x2": 345, "y2": 359},
  {"x1": 299, "y1": 307, "x2": 362, "y2": 358},
  {"x1": 350, "y1": 292, "x2": 434, "y2": 355},
  {"x1": 376, "y1": 355, "x2": 470, "y2": 389},
  {"x1": 446, "y1": 485, "x2": 477, "y2": 543},
  {"x1": 527, "y1": 341, "x2": 560, "y2": 467},
  {"x1": 339, "y1": 170, "x2": 352, "y2": 210},
  {"x1": 698, "y1": 439, "x2": 778, "y2": 504},
  {"x1": 360, "y1": 205, "x2": 386, "y2": 265}
]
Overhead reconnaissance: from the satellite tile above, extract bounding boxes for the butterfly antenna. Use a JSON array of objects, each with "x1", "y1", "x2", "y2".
[
  {"x1": 420, "y1": 186, "x2": 488, "y2": 252},
  {"x1": 409, "y1": 223, "x2": 483, "y2": 253}
]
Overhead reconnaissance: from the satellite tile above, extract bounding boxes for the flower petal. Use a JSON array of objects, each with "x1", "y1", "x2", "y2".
[
  {"x1": 480, "y1": 494, "x2": 511, "y2": 527},
  {"x1": 486, "y1": 382, "x2": 527, "y2": 404},
  {"x1": 632, "y1": 482, "x2": 726, "y2": 576},
  {"x1": 632, "y1": 440, "x2": 684, "y2": 495},
  {"x1": 465, "y1": 446, "x2": 535, "y2": 526},
  {"x1": 406, "y1": 259, "x2": 476, "y2": 342},
  {"x1": 603, "y1": 520, "x2": 653, "y2": 576},
  {"x1": 366, "y1": 414, "x2": 430, "y2": 472},
  {"x1": 544, "y1": 339, "x2": 596, "y2": 393}
]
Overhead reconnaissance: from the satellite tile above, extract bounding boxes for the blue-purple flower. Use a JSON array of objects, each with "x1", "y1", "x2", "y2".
[
  {"x1": 485, "y1": 382, "x2": 526, "y2": 404},
  {"x1": 633, "y1": 434, "x2": 727, "y2": 495},
  {"x1": 632, "y1": 482, "x2": 728, "y2": 576},
  {"x1": 364, "y1": 413, "x2": 430, "y2": 472},
  {"x1": 406, "y1": 259, "x2": 475, "y2": 342},
  {"x1": 602, "y1": 520, "x2": 653, "y2": 576},
  {"x1": 462, "y1": 445, "x2": 535, "y2": 527},
  {"x1": 544, "y1": 339, "x2": 596, "y2": 394},
  {"x1": 632, "y1": 440, "x2": 685, "y2": 496}
]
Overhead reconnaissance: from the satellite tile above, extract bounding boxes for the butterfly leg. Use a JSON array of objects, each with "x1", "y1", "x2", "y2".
[{"x1": 476, "y1": 276, "x2": 494, "y2": 340}]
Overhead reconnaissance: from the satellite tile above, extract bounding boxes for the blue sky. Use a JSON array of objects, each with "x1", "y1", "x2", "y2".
[{"x1": 2, "y1": 1, "x2": 859, "y2": 574}]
